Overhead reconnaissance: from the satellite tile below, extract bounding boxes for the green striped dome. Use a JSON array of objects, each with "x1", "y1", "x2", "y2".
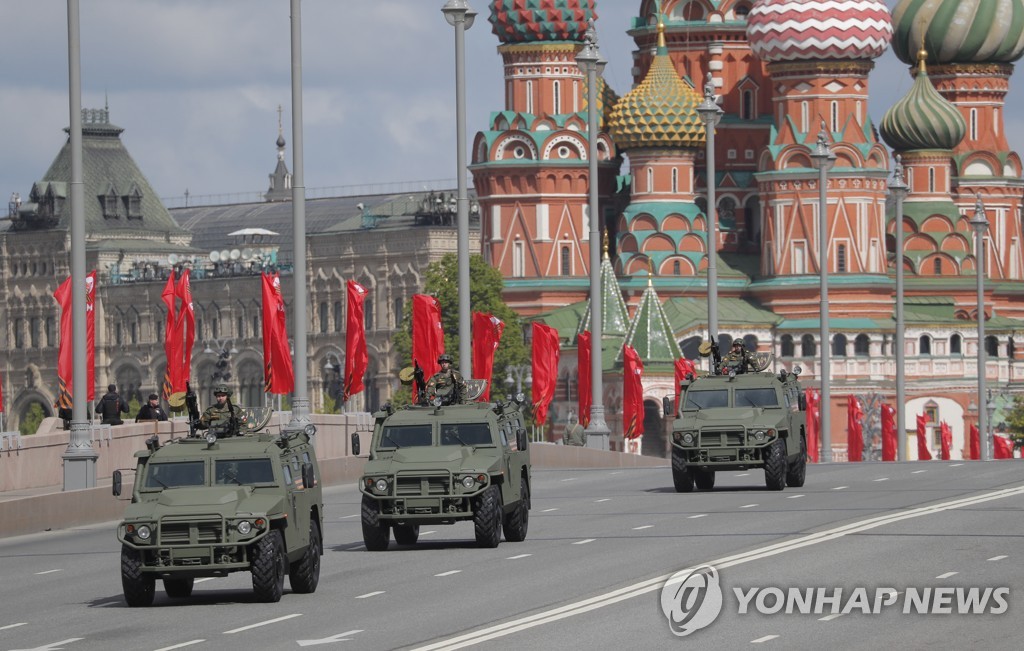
[
  {"x1": 880, "y1": 52, "x2": 966, "y2": 151},
  {"x1": 892, "y1": 0, "x2": 1024, "y2": 64}
]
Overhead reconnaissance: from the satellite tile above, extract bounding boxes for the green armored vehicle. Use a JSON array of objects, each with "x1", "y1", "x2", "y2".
[
  {"x1": 113, "y1": 421, "x2": 323, "y2": 607},
  {"x1": 669, "y1": 363, "x2": 808, "y2": 492},
  {"x1": 358, "y1": 381, "x2": 531, "y2": 550}
]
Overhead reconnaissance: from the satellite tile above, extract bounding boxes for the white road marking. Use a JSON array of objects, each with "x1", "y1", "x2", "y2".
[
  {"x1": 873, "y1": 478, "x2": 889, "y2": 482},
  {"x1": 340, "y1": 514, "x2": 359, "y2": 519},
  {"x1": 435, "y1": 570, "x2": 462, "y2": 577},
  {"x1": 912, "y1": 470, "x2": 927, "y2": 474},
  {"x1": 10, "y1": 638, "x2": 84, "y2": 650},
  {"x1": 609, "y1": 471, "x2": 622, "y2": 475},
  {"x1": 542, "y1": 508, "x2": 559, "y2": 513},
  {"x1": 832, "y1": 486, "x2": 848, "y2": 490},
  {"x1": 0, "y1": 623, "x2": 27, "y2": 631},
  {"x1": 632, "y1": 525, "x2": 653, "y2": 530},
  {"x1": 752, "y1": 635, "x2": 779, "y2": 643},
  {"x1": 595, "y1": 498, "x2": 611, "y2": 503},
  {"x1": 154, "y1": 640, "x2": 206, "y2": 651},
  {"x1": 420, "y1": 531, "x2": 437, "y2": 536},
  {"x1": 936, "y1": 571, "x2": 958, "y2": 579},
  {"x1": 297, "y1": 630, "x2": 364, "y2": 647},
  {"x1": 356, "y1": 591, "x2": 385, "y2": 599},
  {"x1": 507, "y1": 554, "x2": 532, "y2": 560},
  {"x1": 411, "y1": 484, "x2": 1024, "y2": 651},
  {"x1": 688, "y1": 514, "x2": 707, "y2": 519},
  {"x1": 950, "y1": 463, "x2": 964, "y2": 467},
  {"x1": 223, "y1": 613, "x2": 302, "y2": 634},
  {"x1": 819, "y1": 613, "x2": 844, "y2": 621},
  {"x1": 34, "y1": 569, "x2": 63, "y2": 575},
  {"x1": 194, "y1": 577, "x2": 217, "y2": 583},
  {"x1": 988, "y1": 555, "x2": 1008, "y2": 561},
  {"x1": 735, "y1": 473, "x2": 750, "y2": 477},
  {"x1": 572, "y1": 539, "x2": 595, "y2": 545},
  {"x1": 740, "y1": 504, "x2": 758, "y2": 509},
  {"x1": 560, "y1": 478, "x2": 577, "y2": 482},
  {"x1": 786, "y1": 494, "x2": 804, "y2": 499}
]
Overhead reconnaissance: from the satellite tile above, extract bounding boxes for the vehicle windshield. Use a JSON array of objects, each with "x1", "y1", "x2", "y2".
[
  {"x1": 378, "y1": 424, "x2": 433, "y2": 449},
  {"x1": 144, "y1": 461, "x2": 205, "y2": 489},
  {"x1": 684, "y1": 389, "x2": 729, "y2": 409},
  {"x1": 734, "y1": 388, "x2": 780, "y2": 408},
  {"x1": 440, "y1": 423, "x2": 493, "y2": 447},
  {"x1": 215, "y1": 458, "x2": 276, "y2": 485}
]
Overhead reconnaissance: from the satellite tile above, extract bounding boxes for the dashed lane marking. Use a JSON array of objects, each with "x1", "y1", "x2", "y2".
[
  {"x1": 595, "y1": 498, "x2": 611, "y2": 503},
  {"x1": 740, "y1": 504, "x2": 758, "y2": 509},
  {"x1": 632, "y1": 525, "x2": 654, "y2": 530},
  {"x1": 752, "y1": 635, "x2": 780, "y2": 643},
  {"x1": 688, "y1": 514, "x2": 707, "y2": 519},
  {"x1": 34, "y1": 569, "x2": 63, "y2": 575},
  {"x1": 936, "y1": 571, "x2": 958, "y2": 579},
  {"x1": 786, "y1": 495, "x2": 804, "y2": 499},
  {"x1": 356, "y1": 591, "x2": 385, "y2": 599},
  {"x1": 154, "y1": 640, "x2": 206, "y2": 651},
  {"x1": 507, "y1": 554, "x2": 532, "y2": 560},
  {"x1": 819, "y1": 614, "x2": 844, "y2": 622},
  {"x1": 912, "y1": 470, "x2": 927, "y2": 474},
  {"x1": 572, "y1": 539, "x2": 595, "y2": 545},
  {"x1": 832, "y1": 486, "x2": 848, "y2": 490},
  {"x1": 873, "y1": 478, "x2": 889, "y2": 482},
  {"x1": 435, "y1": 570, "x2": 462, "y2": 577},
  {"x1": 0, "y1": 623, "x2": 27, "y2": 631},
  {"x1": 542, "y1": 508, "x2": 559, "y2": 513},
  {"x1": 224, "y1": 614, "x2": 302, "y2": 634},
  {"x1": 988, "y1": 555, "x2": 1008, "y2": 561}
]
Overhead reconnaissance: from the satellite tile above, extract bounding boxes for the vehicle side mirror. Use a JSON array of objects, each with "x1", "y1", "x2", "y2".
[
  {"x1": 798, "y1": 393, "x2": 807, "y2": 411},
  {"x1": 516, "y1": 427, "x2": 528, "y2": 451},
  {"x1": 301, "y1": 462, "x2": 316, "y2": 489},
  {"x1": 663, "y1": 396, "x2": 675, "y2": 418},
  {"x1": 112, "y1": 470, "x2": 123, "y2": 497},
  {"x1": 351, "y1": 431, "x2": 361, "y2": 456}
]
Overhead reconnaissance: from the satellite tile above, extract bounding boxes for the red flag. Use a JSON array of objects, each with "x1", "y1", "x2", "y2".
[
  {"x1": 174, "y1": 268, "x2": 195, "y2": 392},
  {"x1": 261, "y1": 272, "x2": 294, "y2": 394},
  {"x1": 161, "y1": 270, "x2": 179, "y2": 400},
  {"x1": 623, "y1": 345, "x2": 645, "y2": 439},
  {"x1": 993, "y1": 435, "x2": 1013, "y2": 459},
  {"x1": 916, "y1": 413, "x2": 932, "y2": 461},
  {"x1": 969, "y1": 424, "x2": 980, "y2": 460},
  {"x1": 54, "y1": 271, "x2": 97, "y2": 407},
  {"x1": 412, "y1": 295, "x2": 444, "y2": 403},
  {"x1": 344, "y1": 280, "x2": 368, "y2": 400},
  {"x1": 847, "y1": 395, "x2": 863, "y2": 462},
  {"x1": 674, "y1": 358, "x2": 696, "y2": 414},
  {"x1": 578, "y1": 331, "x2": 591, "y2": 428},
  {"x1": 471, "y1": 312, "x2": 504, "y2": 401},
  {"x1": 940, "y1": 421, "x2": 952, "y2": 460},
  {"x1": 805, "y1": 389, "x2": 820, "y2": 463},
  {"x1": 531, "y1": 323, "x2": 560, "y2": 426},
  {"x1": 881, "y1": 403, "x2": 897, "y2": 461}
]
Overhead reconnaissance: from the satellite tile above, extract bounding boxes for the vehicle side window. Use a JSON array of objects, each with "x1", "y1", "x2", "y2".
[{"x1": 282, "y1": 464, "x2": 293, "y2": 486}]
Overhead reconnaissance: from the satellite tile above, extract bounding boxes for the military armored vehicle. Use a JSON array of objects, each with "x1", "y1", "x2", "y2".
[
  {"x1": 112, "y1": 420, "x2": 323, "y2": 607},
  {"x1": 668, "y1": 363, "x2": 808, "y2": 492},
  {"x1": 358, "y1": 381, "x2": 531, "y2": 550}
]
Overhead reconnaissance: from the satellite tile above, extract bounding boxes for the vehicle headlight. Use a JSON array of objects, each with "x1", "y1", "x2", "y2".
[
  {"x1": 237, "y1": 520, "x2": 253, "y2": 535},
  {"x1": 753, "y1": 430, "x2": 765, "y2": 441},
  {"x1": 374, "y1": 478, "x2": 389, "y2": 493},
  {"x1": 304, "y1": 424, "x2": 317, "y2": 437},
  {"x1": 461, "y1": 475, "x2": 476, "y2": 489},
  {"x1": 136, "y1": 525, "x2": 152, "y2": 540},
  {"x1": 682, "y1": 433, "x2": 695, "y2": 445}
]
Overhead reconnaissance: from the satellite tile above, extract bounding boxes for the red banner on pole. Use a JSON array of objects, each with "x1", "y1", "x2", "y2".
[
  {"x1": 916, "y1": 413, "x2": 932, "y2": 461},
  {"x1": 805, "y1": 389, "x2": 820, "y2": 463},
  {"x1": 472, "y1": 312, "x2": 504, "y2": 401},
  {"x1": 344, "y1": 280, "x2": 368, "y2": 401},
  {"x1": 54, "y1": 271, "x2": 97, "y2": 406},
  {"x1": 161, "y1": 270, "x2": 180, "y2": 400},
  {"x1": 673, "y1": 358, "x2": 696, "y2": 415},
  {"x1": 847, "y1": 395, "x2": 864, "y2": 462},
  {"x1": 174, "y1": 268, "x2": 195, "y2": 392},
  {"x1": 577, "y1": 331, "x2": 591, "y2": 428},
  {"x1": 993, "y1": 434, "x2": 1013, "y2": 459},
  {"x1": 412, "y1": 295, "x2": 444, "y2": 403},
  {"x1": 261, "y1": 272, "x2": 294, "y2": 394},
  {"x1": 881, "y1": 403, "x2": 897, "y2": 461},
  {"x1": 969, "y1": 423, "x2": 980, "y2": 460},
  {"x1": 940, "y1": 421, "x2": 952, "y2": 460},
  {"x1": 623, "y1": 345, "x2": 645, "y2": 440},
  {"x1": 531, "y1": 323, "x2": 560, "y2": 427}
]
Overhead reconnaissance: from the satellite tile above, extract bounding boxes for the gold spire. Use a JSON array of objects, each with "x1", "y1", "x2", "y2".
[
  {"x1": 647, "y1": 258, "x2": 654, "y2": 286},
  {"x1": 602, "y1": 230, "x2": 609, "y2": 259}
]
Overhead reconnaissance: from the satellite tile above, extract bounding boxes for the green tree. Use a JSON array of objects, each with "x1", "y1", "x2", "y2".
[
  {"x1": 391, "y1": 253, "x2": 529, "y2": 406},
  {"x1": 1003, "y1": 395, "x2": 1024, "y2": 448},
  {"x1": 19, "y1": 402, "x2": 46, "y2": 436}
]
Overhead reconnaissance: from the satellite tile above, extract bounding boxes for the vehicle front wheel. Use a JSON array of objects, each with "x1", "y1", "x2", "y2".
[
  {"x1": 502, "y1": 479, "x2": 529, "y2": 542},
  {"x1": 764, "y1": 438, "x2": 788, "y2": 491},
  {"x1": 361, "y1": 494, "x2": 390, "y2": 551},
  {"x1": 288, "y1": 518, "x2": 321, "y2": 593},
  {"x1": 393, "y1": 523, "x2": 420, "y2": 546},
  {"x1": 251, "y1": 530, "x2": 286, "y2": 602},
  {"x1": 694, "y1": 469, "x2": 715, "y2": 491},
  {"x1": 163, "y1": 577, "x2": 194, "y2": 599},
  {"x1": 786, "y1": 434, "x2": 807, "y2": 488},
  {"x1": 473, "y1": 485, "x2": 502, "y2": 548},
  {"x1": 121, "y1": 546, "x2": 155, "y2": 607},
  {"x1": 672, "y1": 449, "x2": 694, "y2": 493}
]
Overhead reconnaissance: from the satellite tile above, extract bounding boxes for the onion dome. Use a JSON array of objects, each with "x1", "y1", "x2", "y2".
[
  {"x1": 880, "y1": 50, "x2": 966, "y2": 151},
  {"x1": 606, "y1": 20, "x2": 703, "y2": 150},
  {"x1": 892, "y1": 0, "x2": 1024, "y2": 65},
  {"x1": 746, "y1": 0, "x2": 893, "y2": 63},
  {"x1": 488, "y1": 0, "x2": 596, "y2": 44}
]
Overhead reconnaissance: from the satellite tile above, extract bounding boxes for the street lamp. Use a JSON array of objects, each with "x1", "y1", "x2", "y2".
[
  {"x1": 970, "y1": 195, "x2": 989, "y2": 460},
  {"x1": 575, "y1": 21, "x2": 610, "y2": 440},
  {"x1": 442, "y1": 0, "x2": 476, "y2": 379},
  {"x1": 809, "y1": 120, "x2": 836, "y2": 462},
  {"x1": 322, "y1": 352, "x2": 342, "y2": 412},
  {"x1": 696, "y1": 72, "x2": 724, "y2": 355},
  {"x1": 986, "y1": 390, "x2": 997, "y2": 460},
  {"x1": 889, "y1": 156, "x2": 909, "y2": 461},
  {"x1": 204, "y1": 338, "x2": 238, "y2": 395},
  {"x1": 504, "y1": 364, "x2": 532, "y2": 395}
]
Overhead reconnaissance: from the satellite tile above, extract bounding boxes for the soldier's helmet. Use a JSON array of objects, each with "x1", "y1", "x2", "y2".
[
  {"x1": 438, "y1": 353, "x2": 454, "y2": 364},
  {"x1": 731, "y1": 340, "x2": 744, "y2": 350},
  {"x1": 213, "y1": 384, "x2": 231, "y2": 397}
]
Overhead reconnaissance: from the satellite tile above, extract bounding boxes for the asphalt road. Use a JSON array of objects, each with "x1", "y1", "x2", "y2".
[{"x1": 1, "y1": 461, "x2": 1022, "y2": 651}]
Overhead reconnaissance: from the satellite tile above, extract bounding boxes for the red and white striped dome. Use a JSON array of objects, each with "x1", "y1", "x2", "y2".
[{"x1": 746, "y1": 0, "x2": 893, "y2": 63}]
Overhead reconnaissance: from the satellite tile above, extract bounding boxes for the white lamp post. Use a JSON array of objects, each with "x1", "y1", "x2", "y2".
[
  {"x1": 970, "y1": 196, "x2": 989, "y2": 460},
  {"x1": 696, "y1": 72, "x2": 724, "y2": 356},
  {"x1": 809, "y1": 121, "x2": 836, "y2": 461}
]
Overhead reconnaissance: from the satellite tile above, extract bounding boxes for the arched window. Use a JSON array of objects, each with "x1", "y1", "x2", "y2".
[
  {"x1": 680, "y1": 336, "x2": 703, "y2": 359},
  {"x1": 561, "y1": 246, "x2": 571, "y2": 275},
  {"x1": 647, "y1": 167, "x2": 654, "y2": 193},
  {"x1": 950, "y1": 333, "x2": 962, "y2": 355},
  {"x1": 830, "y1": 101, "x2": 839, "y2": 132},
  {"x1": 854, "y1": 334, "x2": 870, "y2": 356},
  {"x1": 365, "y1": 297, "x2": 374, "y2": 332},
  {"x1": 46, "y1": 316, "x2": 56, "y2": 347},
  {"x1": 780, "y1": 334, "x2": 795, "y2": 357},
  {"x1": 237, "y1": 316, "x2": 245, "y2": 339},
  {"x1": 30, "y1": 317, "x2": 40, "y2": 348},
  {"x1": 741, "y1": 89, "x2": 754, "y2": 120},
  {"x1": 672, "y1": 168, "x2": 679, "y2": 193},
  {"x1": 919, "y1": 335, "x2": 931, "y2": 356},
  {"x1": 801, "y1": 334, "x2": 816, "y2": 357},
  {"x1": 837, "y1": 244, "x2": 847, "y2": 272},
  {"x1": 745, "y1": 196, "x2": 761, "y2": 243},
  {"x1": 319, "y1": 302, "x2": 328, "y2": 334},
  {"x1": 985, "y1": 335, "x2": 999, "y2": 357},
  {"x1": 743, "y1": 334, "x2": 758, "y2": 352},
  {"x1": 553, "y1": 80, "x2": 561, "y2": 114},
  {"x1": 928, "y1": 167, "x2": 936, "y2": 193},
  {"x1": 334, "y1": 301, "x2": 343, "y2": 330},
  {"x1": 970, "y1": 108, "x2": 978, "y2": 140},
  {"x1": 393, "y1": 297, "x2": 403, "y2": 327},
  {"x1": 673, "y1": 260, "x2": 680, "y2": 275},
  {"x1": 832, "y1": 333, "x2": 848, "y2": 357}
]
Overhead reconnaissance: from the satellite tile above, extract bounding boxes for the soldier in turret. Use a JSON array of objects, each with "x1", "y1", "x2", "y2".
[
  {"x1": 197, "y1": 384, "x2": 246, "y2": 437},
  {"x1": 425, "y1": 354, "x2": 468, "y2": 405},
  {"x1": 720, "y1": 339, "x2": 757, "y2": 374}
]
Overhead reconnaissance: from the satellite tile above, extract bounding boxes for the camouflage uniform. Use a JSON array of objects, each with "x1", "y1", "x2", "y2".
[
  {"x1": 563, "y1": 421, "x2": 587, "y2": 447},
  {"x1": 198, "y1": 387, "x2": 247, "y2": 436},
  {"x1": 426, "y1": 369, "x2": 468, "y2": 405},
  {"x1": 720, "y1": 346, "x2": 756, "y2": 374}
]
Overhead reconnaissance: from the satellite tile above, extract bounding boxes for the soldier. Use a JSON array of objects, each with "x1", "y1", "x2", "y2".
[
  {"x1": 563, "y1": 411, "x2": 587, "y2": 447},
  {"x1": 136, "y1": 393, "x2": 168, "y2": 422},
  {"x1": 425, "y1": 354, "x2": 467, "y2": 405},
  {"x1": 197, "y1": 384, "x2": 246, "y2": 437},
  {"x1": 720, "y1": 339, "x2": 757, "y2": 374}
]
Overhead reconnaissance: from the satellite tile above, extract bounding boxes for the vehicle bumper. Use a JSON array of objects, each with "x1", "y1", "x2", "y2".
[
  {"x1": 118, "y1": 515, "x2": 269, "y2": 576},
  {"x1": 360, "y1": 475, "x2": 488, "y2": 521}
]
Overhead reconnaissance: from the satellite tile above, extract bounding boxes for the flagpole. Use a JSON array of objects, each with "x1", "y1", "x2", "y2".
[{"x1": 288, "y1": 0, "x2": 310, "y2": 428}]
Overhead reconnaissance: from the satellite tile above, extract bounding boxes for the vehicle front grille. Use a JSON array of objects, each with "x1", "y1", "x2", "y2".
[
  {"x1": 159, "y1": 516, "x2": 224, "y2": 545},
  {"x1": 395, "y1": 475, "x2": 451, "y2": 496},
  {"x1": 699, "y1": 430, "x2": 745, "y2": 447}
]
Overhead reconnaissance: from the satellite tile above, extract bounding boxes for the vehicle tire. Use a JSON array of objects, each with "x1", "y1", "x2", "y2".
[
  {"x1": 251, "y1": 530, "x2": 286, "y2": 603},
  {"x1": 162, "y1": 577, "x2": 194, "y2": 599},
  {"x1": 694, "y1": 469, "x2": 716, "y2": 491},
  {"x1": 764, "y1": 438, "x2": 788, "y2": 491},
  {"x1": 502, "y1": 479, "x2": 529, "y2": 542},
  {"x1": 672, "y1": 448, "x2": 694, "y2": 493},
  {"x1": 473, "y1": 485, "x2": 502, "y2": 548},
  {"x1": 288, "y1": 518, "x2": 321, "y2": 594},
  {"x1": 361, "y1": 494, "x2": 390, "y2": 551},
  {"x1": 392, "y1": 523, "x2": 420, "y2": 546},
  {"x1": 121, "y1": 545, "x2": 155, "y2": 607},
  {"x1": 786, "y1": 434, "x2": 807, "y2": 488}
]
